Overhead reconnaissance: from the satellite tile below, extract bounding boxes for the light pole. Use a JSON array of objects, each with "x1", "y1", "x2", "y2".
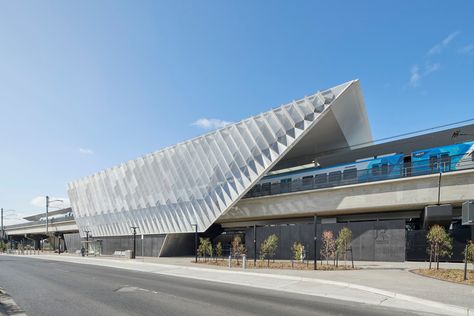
[
  {"x1": 131, "y1": 226, "x2": 139, "y2": 259},
  {"x1": 1, "y1": 209, "x2": 17, "y2": 243},
  {"x1": 313, "y1": 215, "x2": 318, "y2": 270},
  {"x1": 84, "y1": 230, "x2": 90, "y2": 256},
  {"x1": 1, "y1": 208, "x2": 3, "y2": 242},
  {"x1": 253, "y1": 224, "x2": 257, "y2": 266},
  {"x1": 191, "y1": 224, "x2": 198, "y2": 263}
]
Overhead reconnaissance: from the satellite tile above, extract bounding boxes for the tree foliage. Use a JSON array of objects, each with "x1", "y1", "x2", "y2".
[
  {"x1": 292, "y1": 242, "x2": 304, "y2": 261},
  {"x1": 427, "y1": 225, "x2": 452, "y2": 270},
  {"x1": 321, "y1": 230, "x2": 336, "y2": 264},
  {"x1": 259, "y1": 234, "x2": 278, "y2": 266},
  {"x1": 464, "y1": 240, "x2": 474, "y2": 270},
  {"x1": 198, "y1": 237, "x2": 212, "y2": 261},
  {"x1": 336, "y1": 227, "x2": 352, "y2": 263},
  {"x1": 231, "y1": 236, "x2": 246, "y2": 263},
  {"x1": 215, "y1": 241, "x2": 223, "y2": 258}
]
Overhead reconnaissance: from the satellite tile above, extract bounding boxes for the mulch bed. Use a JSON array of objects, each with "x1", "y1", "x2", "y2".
[
  {"x1": 411, "y1": 268, "x2": 474, "y2": 285},
  {"x1": 193, "y1": 259, "x2": 355, "y2": 270}
]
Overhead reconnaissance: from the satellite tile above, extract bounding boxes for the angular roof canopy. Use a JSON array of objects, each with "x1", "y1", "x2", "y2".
[{"x1": 68, "y1": 80, "x2": 372, "y2": 237}]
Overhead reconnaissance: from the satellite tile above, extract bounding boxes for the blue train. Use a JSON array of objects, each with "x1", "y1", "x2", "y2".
[{"x1": 247, "y1": 141, "x2": 474, "y2": 197}]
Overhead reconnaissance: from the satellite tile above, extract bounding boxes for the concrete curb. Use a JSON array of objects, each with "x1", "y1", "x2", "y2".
[
  {"x1": 0, "y1": 288, "x2": 26, "y2": 316},
  {"x1": 7, "y1": 254, "x2": 471, "y2": 316}
]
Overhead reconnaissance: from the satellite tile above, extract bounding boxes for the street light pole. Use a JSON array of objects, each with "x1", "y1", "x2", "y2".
[
  {"x1": 131, "y1": 226, "x2": 138, "y2": 259},
  {"x1": 191, "y1": 224, "x2": 198, "y2": 263},
  {"x1": 314, "y1": 215, "x2": 318, "y2": 270},
  {"x1": 45, "y1": 196, "x2": 63, "y2": 235},
  {"x1": 84, "y1": 230, "x2": 90, "y2": 256},
  {"x1": 1, "y1": 208, "x2": 3, "y2": 242},
  {"x1": 253, "y1": 224, "x2": 257, "y2": 266}
]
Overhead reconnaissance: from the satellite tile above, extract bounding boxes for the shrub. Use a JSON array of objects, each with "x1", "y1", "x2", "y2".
[
  {"x1": 259, "y1": 234, "x2": 278, "y2": 267},
  {"x1": 336, "y1": 227, "x2": 352, "y2": 264},
  {"x1": 427, "y1": 225, "x2": 452, "y2": 270},
  {"x1": 321, "y1": 230, "x2": 336, "y2": 264}
]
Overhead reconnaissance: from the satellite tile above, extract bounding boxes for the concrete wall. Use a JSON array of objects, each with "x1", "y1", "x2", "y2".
[
  {"x1": 98, "y1": 234, "x2": 166, "y2": 257},
  {"x1": 244, "y1": 220, "x2": 406, "y2": 262}
]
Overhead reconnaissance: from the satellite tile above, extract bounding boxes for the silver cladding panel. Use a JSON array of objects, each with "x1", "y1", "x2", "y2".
[{"x1": 68, "y1": 81, "x2": 354, "y2": 237}]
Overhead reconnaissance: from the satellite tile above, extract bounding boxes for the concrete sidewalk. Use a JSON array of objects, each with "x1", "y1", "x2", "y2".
[{"x1": 5, "y1": 253, "x2": 473, "y2": 316}]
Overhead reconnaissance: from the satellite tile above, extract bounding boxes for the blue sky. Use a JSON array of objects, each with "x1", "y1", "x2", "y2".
[{"x1": 1, "y1": 1, "x2": 474, "y2": 222}]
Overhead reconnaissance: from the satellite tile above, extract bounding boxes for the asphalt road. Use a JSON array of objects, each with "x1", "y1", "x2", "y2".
[{"x1": 0, "y1": 256, "x2": 424, "y2": 316}]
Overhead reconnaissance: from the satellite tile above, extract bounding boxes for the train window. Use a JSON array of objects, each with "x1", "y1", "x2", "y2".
[
  {"x1": 280, "y1": 178, "x2": 291, "y2": 192},
  {"x1": 302, "y1": 175, "x2": 314, "y2": 186},
  {"x1": 472, "y1": 152, "x2": 474, "y2": 162},
  {"x1": 314, "y1": 173, "x2": 327, "y2": 185},
  {"x1": 328, "y1": 171, "x2": 342, "y2": 183},
  {"x1": 381, "y1": 163, "x2": 388, "y2": 175},
  {"x1": 372, "y1": 164, "x2": 380, "y2": 176},
  {"x1": 253, "y1": 184, "x2": 261, "y2": 195},
  {"x1": 261, "y1": 182, "x2": 271, "y2": 193},
  {"x1": 343, "y1": 168, "x2": 357, "y2": 180}
]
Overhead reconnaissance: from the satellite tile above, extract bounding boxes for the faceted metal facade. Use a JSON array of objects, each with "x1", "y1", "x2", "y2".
[{"x1": 68, "y1": 81, "x2": 354, "y2": 237}]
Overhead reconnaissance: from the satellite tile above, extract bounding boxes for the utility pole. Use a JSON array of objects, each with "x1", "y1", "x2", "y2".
[
  {"x1": 314, "y1": 215, "x2": 318, "y2": 270},
  {"x1": 191, "y1": 224, "x2": 198, "y2": 263},
  {"x1": 131, "y1": 226, "x2": 139, "y2": 259},
  {"x1": 45, "y1": 196, "x2": 63, "y2": 235},
  {"x1": 84, "y1": 230, "x2": 90, "y2": 256},
  {"x1": 1, "y1": 208, "x2": 4, "y2": 242},
  {"x1": 253, "y1": 224, "x2": 257, "y2": 266},
  {"x1": 46, "y1": 196, "x2": 49, "y2": 234}
]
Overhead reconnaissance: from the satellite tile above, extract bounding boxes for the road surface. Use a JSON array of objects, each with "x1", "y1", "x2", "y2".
[{"x1": 0, "y1": 256, "x2": 425, "y2": 316}]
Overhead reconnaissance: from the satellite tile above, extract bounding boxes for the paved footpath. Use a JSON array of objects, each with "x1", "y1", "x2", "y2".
[{"x1": 3, "y1": 253, "x2": 473, "y2": 316}]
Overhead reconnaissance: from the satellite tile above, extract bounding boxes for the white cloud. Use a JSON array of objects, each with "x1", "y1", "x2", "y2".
[
  {"x1": 409, "y1": 66, "x2": 421, "y2": 87},
  {"x1": 427, "y1": 31, "x2": 460, "y2": 56},
  {"x1": 409, "y1": 62, "x2": 440, "y2": 88},
  {"x1": 30, "y1": 196, "x2": 70, "y2": 209},
  {"x1": 79, "y1": 147, "x2": 94, "y2": 155},
  {"x1": 192, "y1": 118, "x2": 233, "y2": 130},
  {"x1": 459, "y1": 44, "x2": 474, "y2": 55}
]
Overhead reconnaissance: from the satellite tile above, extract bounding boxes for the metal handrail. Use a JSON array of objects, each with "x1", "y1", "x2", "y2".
[{"x1": 244, "y1": 153, "x2": 474, "y2": 199}]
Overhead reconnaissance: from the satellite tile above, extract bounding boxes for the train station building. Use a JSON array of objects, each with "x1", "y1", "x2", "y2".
[{"x1": 6, "y1": 80, "x2": 474, "y2": 261}]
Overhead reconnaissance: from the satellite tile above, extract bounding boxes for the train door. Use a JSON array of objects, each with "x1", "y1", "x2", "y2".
[
  {"x1": 439, "y1": 153, "x2": 451, "y2": 172},
  {"x1": 403, "y1": 156, "x2": 412, "y2": 177},
  {"x1": 429, "y1": 155, "x2": 439, "y2": 172}
]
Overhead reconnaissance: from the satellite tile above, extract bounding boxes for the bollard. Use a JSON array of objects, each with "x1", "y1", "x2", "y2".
[
  {"x1": 243, "y1": 255, "x2": 246, "y2": 269},
  {"x1": 228, "y1": 255, "x2": 232, "y2": 268}
]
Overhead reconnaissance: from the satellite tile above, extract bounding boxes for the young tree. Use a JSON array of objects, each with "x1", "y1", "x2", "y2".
[
  {"x1": 464, "y1": 240, "x2": 474, "y2": 272},
  {"x1": 336, "y1": 227, "x2": 352, "y2": 265},
  {"x1": 321, "y1": 230, "x2": 336, "y2": 265},
  {"x1": 259, "y1": 234, "x2": 279, "y2": 267},
  {"x1": 427, "y1": 225, "x2": 452, "y2": 270},
  {"x1": 231, "y1": 236, "x2": 246, "y2": 264},
  {"x1": 215, "y1": 241, "x2": 223, "y2": 260},
  {"x1": 292, "y1": 242, "x2": 304, "y2": 261},
  {"x1": 198, "y1": 237, "x2": 211, "y2": 262}
]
